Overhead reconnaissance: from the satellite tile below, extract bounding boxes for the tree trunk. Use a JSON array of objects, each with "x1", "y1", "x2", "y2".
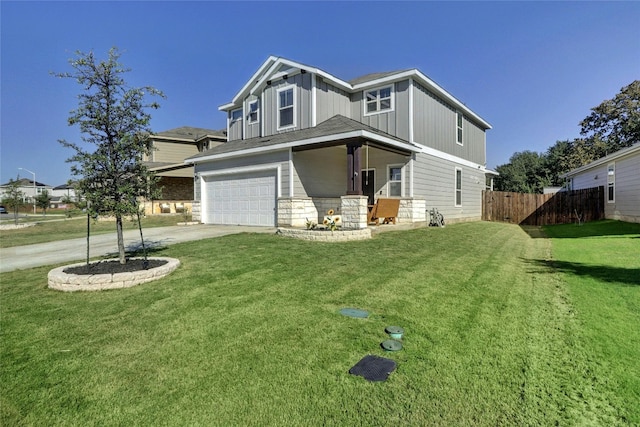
[{"x1": 116, "y1": 214, "x2": 126, "y2": 264}]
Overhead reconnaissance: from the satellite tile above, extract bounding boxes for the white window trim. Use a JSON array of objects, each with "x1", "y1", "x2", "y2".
[
  {"x1": 248, "y1": 99, "x2": 260, "y2": 124},
  {"x1": 455, "y1": 167, "x2": 462, "y2": 207},
  {"x1": 456, "y1": 111, "x2": 464, "y2": 146},
  {"x1": 231, "y1": 108, "x2": 243, "y2": 123},
  {"x1": 607, "y1": 162, "x2": 615, "y2": 203},
  {"x1": 277, "y1": 85, "x2": 296, "y2": 131},
  {"x1": 363, "y1": 85, "x2": 395, "y2": 117},
  {"x1": 387, "y1": 164, "x2": 403, "y2": 197}
]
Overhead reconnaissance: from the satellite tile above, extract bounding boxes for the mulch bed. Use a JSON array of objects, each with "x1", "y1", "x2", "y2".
[{"x1": 64, "y1": 259, "x2": 168, "y2": 275}]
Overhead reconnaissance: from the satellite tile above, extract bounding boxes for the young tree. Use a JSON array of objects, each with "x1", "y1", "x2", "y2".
[
  {"x1": 35, "y1": 190, "x2": 52, "y2": 216},
  {"x1": 54, "y1": 48, "x2": 164, "y2": 264},
  {"x1": 1, "y1": 178, "x2": 25, "y2": 224}
]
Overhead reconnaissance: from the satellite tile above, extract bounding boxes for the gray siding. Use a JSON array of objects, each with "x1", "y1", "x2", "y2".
[
  {"x1": 263, "y1": 72, "x2": 313, "y2": 136},
  {"x1": 412, "y1": 152, "x2": 484, "y2": 221},
  {"x1": 316, "y1": 77, "x2": 351, "y2": 123},
  {"x1": 571, "y1": 151, "x2": 640, "y2": 223},
  {"x1": 194, "y1": 150, "x2": 291, "y2": 197},
  {"x1": 350, "y1": 80, "x2": 410, "y2": 141},
  {"x1": 244, "y1": 94, "x2": 261, "y2": 139},
  {"x1": 413, "y1": 82, "x2": 485, "y2": 165},
  {"x1": 292, "y1": 146, "x2": 346, "y2": 197},
  {"x1": 228, "y1": 111, "x2": 243, "y2": 141},
  {"x1": 613, "y1": 152, "x2": 640, "y2": 221}
]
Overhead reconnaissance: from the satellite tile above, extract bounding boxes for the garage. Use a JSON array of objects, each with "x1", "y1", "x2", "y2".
[{"x1": 203, "y1": 171, "x2": 276, "y2": 226}]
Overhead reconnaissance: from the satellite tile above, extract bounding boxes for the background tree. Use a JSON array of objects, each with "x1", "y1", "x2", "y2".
[
  {"x1": 494, "y1": 151, "x2": 548, "y2": 193},
  {"x1": 495, "y1": 81, "x2": 638, "y2": 193},
  {"x1": 35, "y1": 190, "x2": 52, "y2": 216},
  {"x1": 54, "y1": 47, "x2": 164, "y2": 264},
  {"x1": 1, "y1": 178, "x2": 25, "y2": 224},
  {"x1": 580, "y1": 80, "x2": 640, "y2": 155}
]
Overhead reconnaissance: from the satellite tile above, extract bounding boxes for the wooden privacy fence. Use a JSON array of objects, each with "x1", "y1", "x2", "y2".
[{"x1": 482, "y1": 187, "x2": 604, "y2": 226}]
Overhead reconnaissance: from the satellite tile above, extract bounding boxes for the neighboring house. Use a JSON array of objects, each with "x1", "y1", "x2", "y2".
[
  {"x1": 50, "y1": 183, "x2": 77, "y2": 208},
  {"x1": 0, "y1": 178, "x2": 52, "y2": 204},
  {"x1": 562, "y1": 143, "x2": 640, "y2": 223},
  {"x1": 144, "y1": 126, "x2": 226, "y2": 213},
  {"x1": 185, "y1": 56, "x2": 495, "y2": 227}
]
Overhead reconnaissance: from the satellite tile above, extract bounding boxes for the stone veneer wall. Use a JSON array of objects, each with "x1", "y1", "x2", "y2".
[
  {"x1": 340, "y1": 195, "x2": 368, "y2": 229},
  {"x1": 277, "y1": 197, "x2": 341, "y2": 227},
  {"x1": 191, "y1": 201, "x2": 201, "y2": 222},
  {"x1": 398, "y1": 198, "x2": 427, "y2": 222}
]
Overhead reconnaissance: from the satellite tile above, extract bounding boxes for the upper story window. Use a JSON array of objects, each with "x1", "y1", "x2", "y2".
[
  {"x1": 365, "y1": 85, "x2": 394, "y2": 115},
  {"x1": 248, "y1": 100, "x2": 259, "y2": 124},
  {"x1": 607, "y1": 163, "x2": 615, "y2": 203},
  {"x1": 231, "y1": 108, "x2": 243, "y2": 123},
  {"x1": 456, "y1": 111, "x2": 464, "y2": 145},
  {"x1": 278, "y1": 86, "x2": 296, "y2": 130},
  {"x1": 388, "y1": 165, "x2": 402, "y2": 197}
]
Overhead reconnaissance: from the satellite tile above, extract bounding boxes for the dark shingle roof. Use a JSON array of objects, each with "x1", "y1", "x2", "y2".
[
  {"x1": 348, "y1": 69, "x2": 414, "y2": 86},
  {"x1": 186, "y1": 115, "x2": 417, "y2": 162},
  {"x1": 153, "y1": 126, "x2": 226, "y2": 140}
]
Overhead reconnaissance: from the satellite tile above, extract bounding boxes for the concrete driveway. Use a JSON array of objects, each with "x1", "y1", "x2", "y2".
[{"x1": 0, "y1": 224, "x2": 275, "y2": 273}]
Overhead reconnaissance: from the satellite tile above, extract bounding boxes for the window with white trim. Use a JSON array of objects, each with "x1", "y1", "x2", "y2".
[
  {"x1": 231, "y1": 108, "x2": 243, "y2": 123},
  {"x1": 365, "y1": 85, "x2": 393, "y2": 115},
  {"x1": 455, "y1": 167, "x2": 462, "y2": 206},
  {"x1": 607, "y1": 163, "x2": 615, "y2": 203},
  {"x1": 248, "y1": 100, "x2": 259, "y2": 124},
  {"x1": 388, "y1": 165, "x2": 402, "y2": 197},
  {"x1": 277, "y1": 86, "x2": 295, "y2": 129},
  {"x1": 456, "y1": 111, "x2": 464, "y2": 145}
]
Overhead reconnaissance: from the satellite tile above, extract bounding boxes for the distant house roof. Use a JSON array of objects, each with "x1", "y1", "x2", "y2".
[
  {"x1": 151, "y1": 126, "x2": 226, "y2": 142},
  {"x1": 185, "y1": 115, "x2": 420, "y2": 163},
  {"x1": 560, "y1": 143, "x2": 640, "y2": 178},
  {"x1": 53, "y1": 182, "x2": 76, "y2": 190},
  {"x1": 1, "y1": 178, "x2": 50, "y2": 187}
]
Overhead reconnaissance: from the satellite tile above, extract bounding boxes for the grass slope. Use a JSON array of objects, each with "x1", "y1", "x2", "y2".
[
  {"x1": 1, "y1": 221, "x2": 637, "y2": 425},
  {"x1": 543, "y1": 220, "x2": 640, "y2": 425}
]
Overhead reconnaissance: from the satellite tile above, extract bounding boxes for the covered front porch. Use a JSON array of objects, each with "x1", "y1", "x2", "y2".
[{"x1": 278, "y1": 137, "x2": 424, "y2": 229}]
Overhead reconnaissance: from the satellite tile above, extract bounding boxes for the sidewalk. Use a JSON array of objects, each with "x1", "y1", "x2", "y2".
[{"x1": 0, "y1": 225, "x2": 275, "y2": 273}]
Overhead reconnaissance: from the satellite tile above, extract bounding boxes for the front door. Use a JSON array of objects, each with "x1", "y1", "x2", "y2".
[{"x1": 362, "y1": 170, "x2": 375, "y2": 205}]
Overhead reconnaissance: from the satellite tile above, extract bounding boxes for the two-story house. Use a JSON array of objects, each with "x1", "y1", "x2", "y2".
[
  {"x1": 143, "y1": 126, "x2": 226, "y2": 214},
  {"x1": 185, "y1": 56, "x2": 494, "y2": 228}
]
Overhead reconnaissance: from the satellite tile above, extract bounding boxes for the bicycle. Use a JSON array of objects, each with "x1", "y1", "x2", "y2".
[{"x1": 429, "y1": 207, "x2": 445, "y2": 227}]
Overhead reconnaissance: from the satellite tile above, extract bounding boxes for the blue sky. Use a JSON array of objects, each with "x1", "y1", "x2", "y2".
[{"x1": 1, "y1": 1, "x2": 639, "y2": 186}]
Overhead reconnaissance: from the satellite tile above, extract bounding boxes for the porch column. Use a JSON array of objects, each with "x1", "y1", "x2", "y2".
[{"x1": 346, "y1": 142, "x2": 363, "y2": 195}]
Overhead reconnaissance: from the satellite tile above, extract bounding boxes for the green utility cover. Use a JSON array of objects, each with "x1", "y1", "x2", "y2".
[{"x1": 381, "y1": 340, "x2": 403, "y2": 351}]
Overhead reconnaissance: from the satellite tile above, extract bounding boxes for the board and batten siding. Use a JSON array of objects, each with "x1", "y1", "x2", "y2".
[
  {"x1": 412, "y1": 82, "x2": 485, "y2": 165},
  {"x1": 244, "y1": 94, "x2": 261, "y2": 139},
  {"x1": 194, "y1": 150, "x2": 290, "y2": 201},
  {"x1": 262, "y1": 72, "x2": 313, "y2": 137},
  {"x1": 350, "y1": 80, "x2": 411, "y2": 142},
  {"x1": 412, "y1": 152, "x2": 484, "y2": 221},
  {"x1": 315, "y1": 77, "x2": 351, "y2": 124}
]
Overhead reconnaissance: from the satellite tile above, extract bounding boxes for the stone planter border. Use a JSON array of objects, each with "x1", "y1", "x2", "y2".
[
  {"x1": 48, "y1": 257, "x2": 180, "y2": 292},
  {"x1": 277, "y1": 228, "x2": 371, "y2": 242}
]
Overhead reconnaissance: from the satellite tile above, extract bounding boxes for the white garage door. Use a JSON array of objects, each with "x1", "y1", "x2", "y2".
[{"x1": 203, "y1": 171, "x2": 276, "y2": 226}]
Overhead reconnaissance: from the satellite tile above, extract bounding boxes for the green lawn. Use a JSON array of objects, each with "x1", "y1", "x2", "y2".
[
  {"x1": 1, "y1": 221, "x2": 638, "y2": 425},
  {"x1": 0, "y1": 215, "x2": 186, "y2": 248}
]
